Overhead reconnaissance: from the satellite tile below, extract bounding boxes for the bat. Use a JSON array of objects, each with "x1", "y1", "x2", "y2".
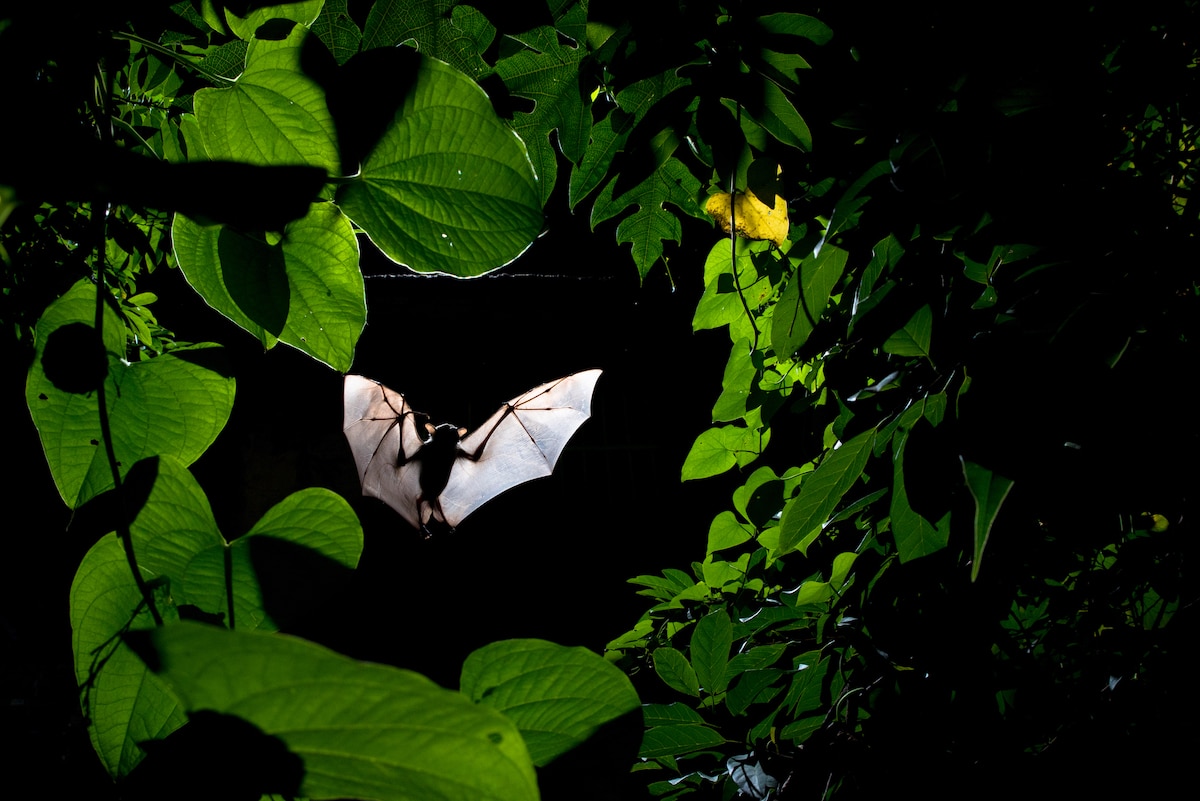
[{"x1": 343, "y1": 369, "x2": 602, "y2": 532}]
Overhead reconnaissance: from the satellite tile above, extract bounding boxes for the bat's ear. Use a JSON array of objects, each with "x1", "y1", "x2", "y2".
[
  {"x1": 457, "y1": 426, "x2": 468, "y2": 438},
  {"x1": 425, "y1": 422, "x2": 437, "y2": 437}
]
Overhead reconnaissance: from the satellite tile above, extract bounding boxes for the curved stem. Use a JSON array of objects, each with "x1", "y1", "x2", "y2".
[{"x1": 90, "y1": 59, "x2": 163, "y2": 627}]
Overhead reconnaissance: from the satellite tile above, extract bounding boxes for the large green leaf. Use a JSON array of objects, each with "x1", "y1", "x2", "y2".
[
  {"x1": 26, "y1": 281, "x2": 234, "y2": 509},
  {"x1": 336, "y1": 54, "x2": 542, "y2": 277},
  {"x1": 495, "y1": 26, "x2": 590, "y2": 204},
  {"x1": 70, "y1": 457, "x2": 364, "y2": 778},
  {"x1": 71, "y1": 535, "x2": 186, "y2": 778},
  {"x1": 172, "y1": 202, "x2": 365, "y2": 371},
  {"x1": 134, "y1": 624, "x2": 538, "y2": 801},
  {"x1": 193, "y1": 24, "x2": 339, "y2": 174},
  {"x1": 70, "y1": 457, "x2": 221, "y2": 778},
  {"x1": 180, "y1": 487, "x2": 363, "y2": 632},
  {"x1": 460, "y1": 639, "x2": 640, "y2": 767}
]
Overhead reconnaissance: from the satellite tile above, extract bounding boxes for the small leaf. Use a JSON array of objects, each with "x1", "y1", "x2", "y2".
[
  {"x1": 691, "y1": 609, "x2": 733, "y2": 695},
  {"x1": 778, "y1": 429, "x2": 874, "y2": 554},
  {"x1": 961, "y1": 458, "x2": 1014, "y2": 581},
  {"x1": 652, "y1": 647, "x2": 700, "y2": 697},
  {"x1": 639, "y1": 723, "x2": 726, "y2": 758},
  {"x1": 883, "y1": 304, "x2": 934, "y2": 363}
]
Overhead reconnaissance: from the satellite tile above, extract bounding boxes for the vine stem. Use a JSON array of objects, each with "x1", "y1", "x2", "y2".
[
  {"x1": 89, "y1": 58, "x2": 163, "y2": 627},
  {"x1": 728, "y1": 104, "x2": 760, "y2": 356}
]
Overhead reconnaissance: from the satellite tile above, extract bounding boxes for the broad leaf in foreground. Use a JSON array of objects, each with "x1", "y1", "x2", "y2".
[
  {"x1": 132, "y1": 624, "x2": 538, "y2": 801},
  {"x1": 71, "y1": 457, "x2": 362, "y2": 778},
  {"x1": 27, "y1": 280, "x2": 234, "y2": 508}
]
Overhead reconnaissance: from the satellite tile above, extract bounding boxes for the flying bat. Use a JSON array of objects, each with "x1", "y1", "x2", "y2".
[{"x1": 343, "y1": 370, "x2": 602, "y2": 532}]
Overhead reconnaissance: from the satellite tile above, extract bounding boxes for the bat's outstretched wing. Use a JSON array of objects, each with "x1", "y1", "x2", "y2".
[
  {"x1": 438, "y1": 369, "x2": 602, "y2": 528},
  {"x1": 343, "y1": 375, "x2": 428, "y2": 529}
]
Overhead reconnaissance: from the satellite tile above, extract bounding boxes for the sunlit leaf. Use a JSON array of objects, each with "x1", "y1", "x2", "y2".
[
  {"x1": 336, "y1": 54, "x2": 542, "y2": 277},
  {"x1": 27, "y1": 281, "x2": 234, "y2": 509},
  {"x1": 461, "y1": 639, "x2": 640, "y2": 766},
  {"x1": 884, "y1": 304, "x2": 934, "y2": 363},
  {"x1": 652, "y1": 647, "x2": 700, "y2": 697},
  {"x1": 771, "y1": 244, "x2": 848, "y2": 359},
  {"x1": 706, "y1": 188, "x2": 790, "y2": 247},
  {"x1": 133, "y1": 624, "x2": 538, "y2": 801},
  {"x1": 778, "y1": 428, "x2": 874, "y2": 554},
  {"x1": 173, "y1": 203, "x2": 364, "y2": 371}
]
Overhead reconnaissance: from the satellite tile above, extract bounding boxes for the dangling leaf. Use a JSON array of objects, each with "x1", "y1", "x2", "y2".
[{"x1": 705, "y1": 188, "x2": 790, "y2": 247}]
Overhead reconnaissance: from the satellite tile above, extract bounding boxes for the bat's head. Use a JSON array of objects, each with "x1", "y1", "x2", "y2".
[{"x1": 425, "y1": 422, "x2": 468, "y2": 442}]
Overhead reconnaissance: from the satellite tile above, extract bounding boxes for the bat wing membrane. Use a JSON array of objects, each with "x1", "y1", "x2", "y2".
[
  {"x1": 439, "y1": 369, "x2": 601, "y2": 527},
  {"x1": 343, "y1": 375, "x2": 427, "y2": 529}
]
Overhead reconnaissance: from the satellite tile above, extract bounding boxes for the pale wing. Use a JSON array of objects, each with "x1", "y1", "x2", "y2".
[
  {"x1": 439, "y1": 369, "x2": 602, "y2": 527},
  {"x1": 343, "y1": 375, "x2": 427, "y2": 529}
]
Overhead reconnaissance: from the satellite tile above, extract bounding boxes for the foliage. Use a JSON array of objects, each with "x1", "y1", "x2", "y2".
[{"x1": 3, "y1": 0, "x2": 1197, "y2": 799}]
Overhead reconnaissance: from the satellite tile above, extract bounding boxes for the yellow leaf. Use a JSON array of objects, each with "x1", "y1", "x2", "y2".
[{"x1": 705, "y1": 189, "x2": 789, "y2": 247}]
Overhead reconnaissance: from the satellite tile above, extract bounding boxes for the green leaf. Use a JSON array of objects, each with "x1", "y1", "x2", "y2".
[
  {"x1": 883, "y1": 304, "x2": 934, "y2": 362},
  {"x1": 70, "y1": 457, "x2": 365, "y2": 777},
  {"x1": 361, "y1": 0, "x2": 495, "y2": 79},
  {"x1": 461, "y1": 639, "x2": 640, "y2": 766},
  {"x1": 691, "y1": 609, "x2": 733, "y2": 695},
  {"x1": 755, "y1": 13, "x2": 834, "y2": 45},
  {"x1": 740, "y1": 78, "x2": 812, "y2": 151},
  {"x1": 134, "y1": 624, "x2": 538, "y2": 801},
  {"x1": 225, "y1": 0, "x2": 324, "y2": 40},
  {"x1": 712, "y1": 341, "x2": 760, "y2": 421},
  {"x1": 173, "y1": 202, "x2": 365, "y2": 371},
  {"x1": 70, "y1": 456, "x2": 222, "y2": 778},
  {"x1": 180, "y1": 488, "x2": 364, "y2": 632},
  {"x1": 591, "y1": 157, "x2": 704, "y2": 280},
  {"x1": 707, "y1": 510, "x2": 756, "y2": 554},
  {"x1": 71, "y1": 535, "x2": 186, "y2": 778},
  {"x1": 726, "y1": 669, "x2": 785, "y2": 716},
  {"x1": 890, "y1": 430, "x2": 951, "y2": 561},
  {"x1": 770, "y1": 244, "x2": 848, "y2": 358},
  {"x1": 336, "y1": 54, "x2": 542, "y2": 277},
  {"x1": 652, "y1": 647, "x2": 700, "y2": 697},
  {"x1": 682, "y1": 421, "x2": 769, "y2": 480},
  {"x1": 193, "y1": 25, "x2": 339, "y2": 174},
  {"x1": 642, "y1": 703, "x2": 705, "y2": 726},
  {"x1": 570, "y1": 70, "x2": 690, "y2": 208},
  {"x1": 778, "y1": 429, "x2": 875, "y2": 554},
  {"x1": 495, "y1": 26, "x2": 590, "y2": 204},
  {"x1": 639, "y1": 723, "x2": 727, "y2": 758},
  {"x1": 311, "y1": 0, "x2": 363, "y2": 65},
  {"x1": 26, "y1": 281, "x2": 234, "y2": 509},
  {"x1": 693, "y1": 238, "x2": 772, "y2": 334},
  {"x1": 962, "y1": 458, "x2": 1015, "y2": 581}
]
